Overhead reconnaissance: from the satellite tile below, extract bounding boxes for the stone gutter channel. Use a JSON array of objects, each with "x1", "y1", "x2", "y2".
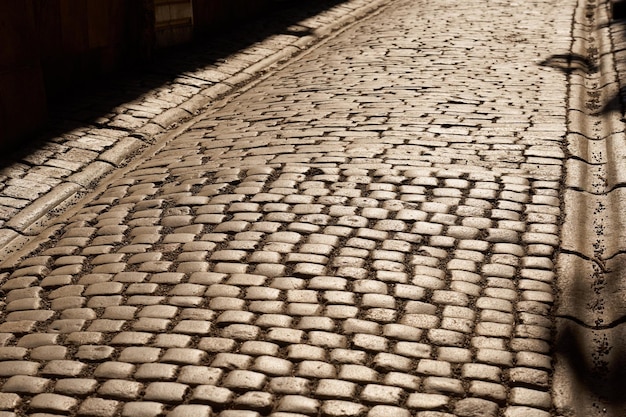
[
  {"x1": 0, "y1": 0, "x2": 391, "y2": 264},
  {"x1": 554, "y1": 0, "x2": 626, "y2": 414}
]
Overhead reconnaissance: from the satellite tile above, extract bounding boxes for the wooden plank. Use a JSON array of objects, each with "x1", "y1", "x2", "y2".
[
  {"x1": 59, "y1": 0, "x2": 89, "y2": 54},
  {"x1": 87, "y1": 0, "x2": 112, "y2": 49},
  {"x1": 0, "y1": 0, "x2": 47, "y2": 145},
  {"x1": 0, "y1": 0, "x2": 40, "y2": 68},
  {"x1": 0, "y1": 68, "x2": 47, "y2": 143},
  {"x1": 33, "y1": 0, "x2": 63, "y2": 61}
]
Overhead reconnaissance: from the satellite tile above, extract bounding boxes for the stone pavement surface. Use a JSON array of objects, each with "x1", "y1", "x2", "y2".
[
  {"x1": 0, "y1": 0, "x2": 387, "y2": 259},
  {"x1": 0, "y1": 0, "x2": 608, "y2": 415}
]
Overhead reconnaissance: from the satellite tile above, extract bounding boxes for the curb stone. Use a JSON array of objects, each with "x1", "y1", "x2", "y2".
[
  {"x1": 98, "y1": 137, "x2": 145, "y2": 167},
  {"x1": 555, "y1": 0, "x2": 626, "y2": 415},
  {"x1": 5, "y1": 183, "x2": 83, "y2": 233}
]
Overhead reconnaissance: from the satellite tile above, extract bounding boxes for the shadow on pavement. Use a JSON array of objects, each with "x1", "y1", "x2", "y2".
[
  {"x1": 601, "y1": 3, "x2": 626, "y2": 118},
  {"x1": 538, "y1": 53, "x2": 598, "y2": 74},
  {"x1": 555, "y1": 319, "x2": 626, "y2": 415},
  {"x1": 0, "y1": 0, "x2": 346, "y2": 170}
]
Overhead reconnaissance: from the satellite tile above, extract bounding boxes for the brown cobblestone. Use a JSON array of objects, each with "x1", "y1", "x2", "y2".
[
  {"x1": 54, "y1": 378, "x2": 99, "y2": 396},
  {"x1": 406, "y1": 393, "x2": 449, "y2": 410},
  {"x1": 191, "y1": 384, "x2": 235, "y2": 405},
  {"x1": 121, "y1": 401, "x2": 165, "y2": 417},
  {"x1": 0, "y1": 0, "x2": 576, "y2": 415}
]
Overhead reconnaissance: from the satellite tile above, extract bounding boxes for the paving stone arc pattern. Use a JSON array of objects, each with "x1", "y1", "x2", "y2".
[{"x1": 0, "y1": 0, "x2": 574, "y2": 416}]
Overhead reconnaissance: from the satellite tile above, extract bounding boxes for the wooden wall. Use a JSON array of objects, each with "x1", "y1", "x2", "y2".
[
  {"x1": 33, "y1": 0, "x2": 154, "y2": 97},
  {"x1": 0, "y1": 0, "x2": 282, "y2": 146},
  {"x1": 192, "y1": 0, "x2": 267, "y2": 33},
  {"x1": 0, "y1": 1, "x2": 47, "y2": 147}
]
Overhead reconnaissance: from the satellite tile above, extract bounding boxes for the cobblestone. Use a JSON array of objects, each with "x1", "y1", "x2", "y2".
[{"x1": 0, "y1": 0, "x2": 579, "y2": 414}]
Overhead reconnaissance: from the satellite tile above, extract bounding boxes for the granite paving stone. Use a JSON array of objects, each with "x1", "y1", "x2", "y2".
[
  {"x1": 54, "y1": 378, "x2": 99, "y2": 396},
  {"x1": 0, "y1": 0, "x2": 584, "y2": 413},
  {"x1": 121, "y1": 402, "x2": 165, "y2": 417}
]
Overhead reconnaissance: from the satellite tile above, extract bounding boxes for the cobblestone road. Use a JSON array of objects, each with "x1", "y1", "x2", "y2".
[{"x1": 0, "y1": 0, "x2": 582, "y2": 415}]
